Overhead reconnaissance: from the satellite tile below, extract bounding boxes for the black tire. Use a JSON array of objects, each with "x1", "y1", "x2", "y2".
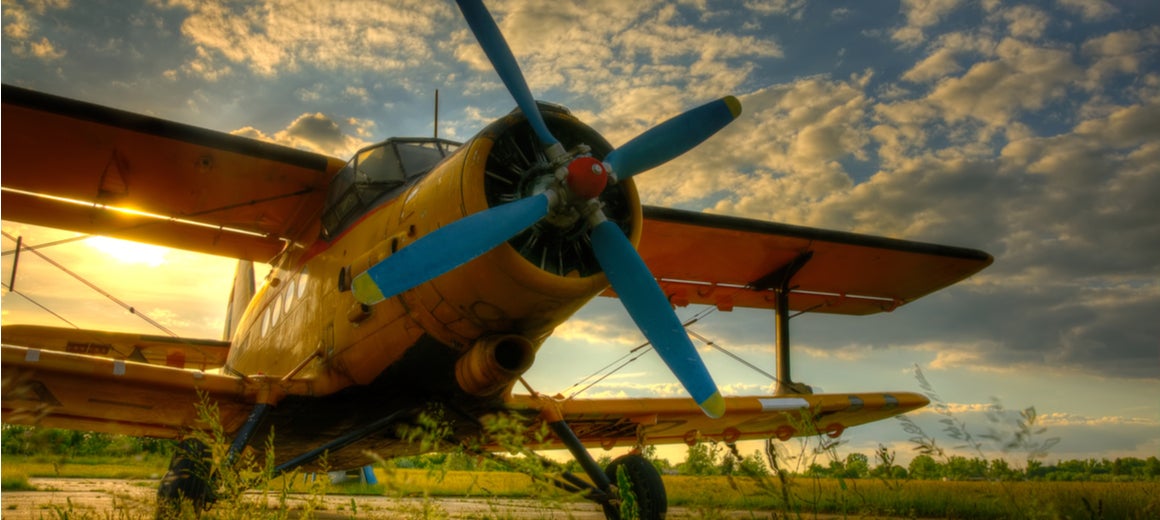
[
  {"x1": 602, "y1": 453, "x2": 667, "y2": 520},
  {"x1": 156, "y1": 439, "x2": 216, "y2": 518}
]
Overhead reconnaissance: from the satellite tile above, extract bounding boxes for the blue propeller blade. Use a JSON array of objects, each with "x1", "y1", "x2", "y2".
[
  {"x1": 455, "y1": 0, "x2": 559, "y2": 148},
  {"x1": 590, "y1": 219, "x2": 725, "y2": 418},
  {"x1": 352, "y1": 192, "x2": 552, "y2": 305},
  {"x1": 605, "y1": 96, "x2": 741, "y2": 181}
]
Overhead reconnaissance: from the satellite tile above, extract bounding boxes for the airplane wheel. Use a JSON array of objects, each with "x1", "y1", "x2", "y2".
[
  {"x1": 156, "y1": 439, "x2": 216, "y2": 518},
  {"x1": 602, "y1": 453, "x2": 667, "y2": 520}
]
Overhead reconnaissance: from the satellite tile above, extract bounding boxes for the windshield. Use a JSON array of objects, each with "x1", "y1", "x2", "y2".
[{"x1": 321, "y1": 139, "x2": 461, "y2": 238}]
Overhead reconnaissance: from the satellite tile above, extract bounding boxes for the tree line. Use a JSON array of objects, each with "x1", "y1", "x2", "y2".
[{"x1": 670, "y1": 441, "x2": 1160, "y2": 482}]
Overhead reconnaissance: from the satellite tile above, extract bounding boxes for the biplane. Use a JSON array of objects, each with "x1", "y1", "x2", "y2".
[{"x1": 0, "y1": 1, "x2": 992, "y2": 518}]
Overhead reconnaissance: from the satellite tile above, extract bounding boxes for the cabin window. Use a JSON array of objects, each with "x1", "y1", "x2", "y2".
[
  {"x1": 271, "y1": 296, "x2": 282, "y2": 327},
  {"x1": 320, "y1": 138, "x2": 462, "y2": 238},
  {"x1": 282, "y1": 283, "x2": 294, "y2": 314},
  {"x1": 297, "y1": 269, "x2": 309, "y2": 298},
  {"x1": 261, "y1": 309, "x2": 271, "y2": 337}
]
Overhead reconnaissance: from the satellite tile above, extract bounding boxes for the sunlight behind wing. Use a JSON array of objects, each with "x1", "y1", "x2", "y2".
[{"x1": 86, "y1": 237, "x2": 169, "y2": 267}]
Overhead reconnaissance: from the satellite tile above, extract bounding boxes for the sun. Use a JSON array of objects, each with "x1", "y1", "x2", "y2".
[{"x1": 86, "y1": 236, "x2": 169, "y2": 267}]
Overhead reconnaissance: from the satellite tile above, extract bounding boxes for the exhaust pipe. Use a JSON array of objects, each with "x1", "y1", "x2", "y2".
[{"x1": 455, "y1": 335, "x2": 536, "y2": 397}]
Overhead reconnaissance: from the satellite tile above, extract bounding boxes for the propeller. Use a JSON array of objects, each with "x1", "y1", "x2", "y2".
[{"x1": 351, "y1": 0, "x2": 741, "y2": 418}]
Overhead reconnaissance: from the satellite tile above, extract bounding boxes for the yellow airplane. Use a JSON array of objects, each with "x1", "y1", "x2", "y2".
[{"x1": 0, "y1": 1, "x2": 992, "y2": 518}]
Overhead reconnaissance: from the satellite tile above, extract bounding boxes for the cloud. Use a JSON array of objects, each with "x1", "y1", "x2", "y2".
[
  {"x1": 1080, "y1": 28, "x2": 1160, "y2": 91},
  {"x1": 549, "y1": 314, "x2": 648, "y2": 350},
  {"x1": 1056, "y1": 0, "x2": 1118, "y2": 22},
  {"x1": 231, "y1": 112, "x2": 372, "y2": 158},
  {"x1": 924, "y1": 38, "x2": 1080, "y2": 126},
  {"x1": 154, "y1": 0, "x2": 456, "y2": 78},
  {"x1": 646, "y1": 72, "x2": 871, "y2": 220},
  {"x1": 996, "y1": 5, "x2": 1051, "y2": 40},
  {"x1": 891, "y1": 0, "x2": 965, "y2": 48},
  {"x1": 2, "y1": 0, "x2": 71, "y2": 59},
  {"x1": 743, "y1": 0, "x2": 807, "y2": 20},
  {"x1": 470, "y1": 1, "x2": 781, "y2": 145}
]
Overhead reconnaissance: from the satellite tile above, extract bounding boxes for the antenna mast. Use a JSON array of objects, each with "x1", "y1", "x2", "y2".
[{"x1": 433, "y1": 89, "x2": 440, "y2": 140}]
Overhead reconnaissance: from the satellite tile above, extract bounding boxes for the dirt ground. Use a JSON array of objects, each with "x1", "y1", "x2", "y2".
[{"x1": 0, "y1": 477, "x2": 760, "y2": 519}]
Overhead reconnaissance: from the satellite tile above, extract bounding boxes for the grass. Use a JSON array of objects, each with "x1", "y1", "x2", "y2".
[
  {"x1": 1, "y1": 470, "x2": 36, "y2": 491},
  {"x1": 4, "y1": 456, "x2": 1158, "y2": 519},
  {"x1": 665, "y1": 475, "x2": 1160, "y2": 519},
  {"x1": 4, "y1": 380, "x2": 1156, "y2": 519},
  {"x1": 0, "y1": 454, "x2": 169, "y2": 479}
]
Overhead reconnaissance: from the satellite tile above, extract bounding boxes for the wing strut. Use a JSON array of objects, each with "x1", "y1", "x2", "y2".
[{"x1": 750, "y1": 251, "x2": 815, "y2": 395}]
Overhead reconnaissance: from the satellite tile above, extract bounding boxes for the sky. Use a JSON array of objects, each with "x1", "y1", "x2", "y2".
[{"x1": 2, "y1": 0, "x2": 1158, "y2": 467}]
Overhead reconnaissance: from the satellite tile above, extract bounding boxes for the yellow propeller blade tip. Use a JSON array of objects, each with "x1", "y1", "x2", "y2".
[
  {"x1": 700, "y1": 391, "x2": 726, "y2": 419},
  {"x1": 351, "y1": 273, "x2": 386, "y2": 305},
  {"x1": 723, "y1": 96, "x2": 742, "y2": 118}
]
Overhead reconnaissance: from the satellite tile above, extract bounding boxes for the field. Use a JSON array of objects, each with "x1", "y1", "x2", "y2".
[{"x1": 3, "y1": 455, "x2": 1158, "y2": 519}]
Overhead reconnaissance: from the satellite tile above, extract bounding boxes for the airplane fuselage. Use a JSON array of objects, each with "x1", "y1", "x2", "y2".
[{"x1": 218, "y1": 107, "x2": 640, "y2": 465}]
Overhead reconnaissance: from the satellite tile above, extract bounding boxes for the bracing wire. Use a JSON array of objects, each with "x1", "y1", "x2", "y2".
[
  {"x1": 1, "y1": 282, "x2": 80, "y2": 329},
  {"x1": 562, "y1": 305, "x2": 787, "y2": 399},
  {"x1": 2, "y1": 230, "x2": 178, "y2": 337},
  {"x1": 563, "y1": 306, "x2": 719, "y2": 400}
]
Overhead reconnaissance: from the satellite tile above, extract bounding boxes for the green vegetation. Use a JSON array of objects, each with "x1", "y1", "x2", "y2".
[
  {"x1": 3, "y1": 369, "x2": 1158, "y2": 518},
  {"x1": 1, "y1": 469, "x2": 35, "y2": 491}
]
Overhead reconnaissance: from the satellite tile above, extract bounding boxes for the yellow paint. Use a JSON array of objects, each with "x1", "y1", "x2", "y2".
[{"x1": 222, "y1": 110, "x2": 641, "y2": 400}]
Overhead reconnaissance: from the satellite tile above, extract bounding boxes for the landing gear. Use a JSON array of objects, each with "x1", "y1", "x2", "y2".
[
  {"x1": 602, "y1": 453, "x2": 667, "y2": 520},
  {"x1": 544, "y1": 414, "x2": 667, "y2": 520},
  {"x1": 156, "y1": 439, "x2": 216, "y2": 518},
  {"x1": 156, "y1": 402, "x2": 272, "y2": 518}
]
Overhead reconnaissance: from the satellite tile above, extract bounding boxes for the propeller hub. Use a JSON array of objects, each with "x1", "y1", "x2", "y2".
[{"x1": 564, "y1": 156, "x2": 609, "y2": 200}]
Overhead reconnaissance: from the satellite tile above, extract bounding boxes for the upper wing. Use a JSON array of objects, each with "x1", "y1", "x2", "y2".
[
  {"x1": 624, "y1": 206, "x2": 993, "y2": 315},
  {"x1": 507, "y1": 392, "x2": 928, "y2": 449},
  {"x1": 1, "y1": 85, "x2": 347, "y2": 262}
]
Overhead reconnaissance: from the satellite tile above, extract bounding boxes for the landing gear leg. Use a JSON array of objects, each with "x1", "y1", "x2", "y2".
[
  {"x1": 156, "y1": 439, "x2": 215, "y2": 518},
  {"x1": 156, "y1": 402, "x2": 271, "y2": 518}
]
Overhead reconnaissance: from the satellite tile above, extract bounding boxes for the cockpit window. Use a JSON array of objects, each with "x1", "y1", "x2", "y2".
[
  {"x1": 321, "y1": 138, "x2": 461, "y2": 238},
  {"x1": 397, "y1": 141, "x2": 445, "y2": 177},
  {"x1": 356, "y1": 146, "x2": 405, "y2": 187}
]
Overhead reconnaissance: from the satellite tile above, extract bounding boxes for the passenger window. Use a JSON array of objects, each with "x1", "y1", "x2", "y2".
[
  {"x1": 283, "y1": 283, "x2": 294, "y2": 314},
  {"x1": 271, "y1": 297, "x2": 282, "y2": 326},
  {"x1": 297, "y1": 269, "x2": 309, "y2": 298},
  {"x1": 261, "y1": 309, "x2": 270, "y2": 337}
]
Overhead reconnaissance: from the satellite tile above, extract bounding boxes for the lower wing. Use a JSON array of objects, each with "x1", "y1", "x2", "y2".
[
  {"x1": 1, "y1": 343, "x2": 252, "y2": 438},
  {"x1": 506, "y1": 392, "x2": 928, "y2": 449}
]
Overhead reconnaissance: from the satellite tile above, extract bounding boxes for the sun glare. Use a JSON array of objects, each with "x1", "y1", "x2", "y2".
[{"x1": 86, "y1": 237, "x2": 168, "y2": 267}]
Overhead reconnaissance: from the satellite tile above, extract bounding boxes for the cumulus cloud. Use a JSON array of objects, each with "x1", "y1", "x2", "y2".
[
  {"x1": 996, "y1": 4, "x2": 1051, "y2": 40},
  {"x1": 924, "y1": 38, "x2": 1080, "y2": 126},
  {"x1": 154, "y1": 0, "x2": 455, "y2": 79},
  {"x1": 648, "y1": 72, "x2": 873, "y2": 221},
  {"x1": 232, "y1": 112, "x2": 372, "y2": 157},
  {"x1": 743, "y1": 0, "x2": 807, "y2": 20},
  {"x1": 891, "y1": 0, "x2": 965, "y2": 48},
  {"x1": 471, "y1": 0, "x2": 782, "y2": 144},
  {"x1": 1056, "y1": 0, "x2": 1118, "y2": 21},
  {"x1": 1080, "y1": 28, "x2": 1160, "y2": 91},
  {"x1": 2, "y1": 0, "x2": 70, "y2": 59}
]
